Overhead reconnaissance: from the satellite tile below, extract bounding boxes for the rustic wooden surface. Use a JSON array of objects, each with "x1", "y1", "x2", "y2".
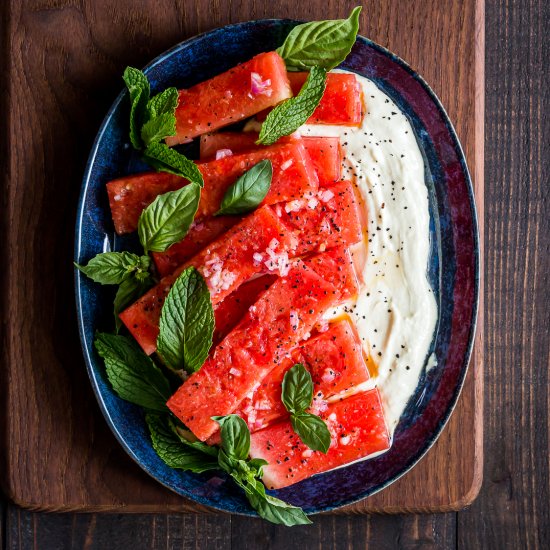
[
  {"x1": 1, "y1": 0, "x2": 548, "y2": 547},
  {"x1": 0, "y1": 0, "x2": 483, "y2": 515}
]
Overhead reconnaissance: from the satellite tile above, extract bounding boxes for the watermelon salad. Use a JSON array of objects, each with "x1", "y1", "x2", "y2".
[{"x1": 78, "y1": 6, "x2": 438, "y2": 526}]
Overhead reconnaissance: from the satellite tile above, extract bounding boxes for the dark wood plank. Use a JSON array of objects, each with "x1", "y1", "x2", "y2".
[
  {"x1": 1, "y1": 0, "x2": 482, "y2": 514},
  {"x1": 457, "y1": 0, "x2": 550, "y2": 548}
]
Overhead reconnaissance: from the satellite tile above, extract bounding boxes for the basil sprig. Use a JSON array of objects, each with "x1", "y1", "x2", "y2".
[
  {"x1": 216, "y1": 160, "x2": 273, "y2": 215},
  {"x1": 276, "y1": 7, "x2": 362, "y2": 71},
  {"x1": 213, "y1": 415, "x2": 311, "y2": 526},
  {"x1": 257, "y1": 66, "x2": 327, "y2": 145},
  {"x1": 281, "y1": 364, "x2": 331, "y2": 453},
  {"x1": 157, "y1": 267, "x2": 214, "y2": 373}
]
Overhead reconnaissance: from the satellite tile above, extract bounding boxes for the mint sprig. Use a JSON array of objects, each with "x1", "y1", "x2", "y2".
[
  {"x1": 75, "y1": 252, "x2": 151, "y2": 285},
  {"x1": 137, "y1": 183, "x2": 201, "y2": 253},
  {"x1": 281, "y1": 364, "x2": 331, "y2": 453},
  {"x1": 143, "y1": 142, "x2": 204, "y2": 187},
  {"x1": 276, "y1": 7, "x2": 362, "y2": 71},
  {"x1": 123, "y1": 67, "x2": 150, "y2": 149},
  {"x1": 95, "y1": 333, "x2": 171, "y2": 412},
  {"x1": 216, "y1": 160, "x2": 272, "y2": 216},
  {"x1": 257, "y1": 66, "x2": 327, "y2": 146},
  {"x1": 157, "y1": 267, "x2": 214, "y2": 372},
  {"x1": 213, "y1": 415, "x2": 311, "y2": 526}
]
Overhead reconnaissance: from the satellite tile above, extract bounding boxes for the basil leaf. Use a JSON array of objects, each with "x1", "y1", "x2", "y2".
[
  {"x1": 75, "y1": 251, "x2": 147, "y2": 285},
  {"x1": 94, "y1": 333, "x2": 171, "y2": 412},
  {"x1": 113, "y1": 276, "x2": 153, "y2": 333},
  {"x1": 157, "y1": 267, "x2": 214, "y2": 372},
  {"x1": 257, "y1": 66, "x2": 327, "y2": 145},
  {"x1": 216, "y1": 160, "x2": 272, "y2": 216},
  {"x1": 123, "y1": 67, "x2": 150, "y2": 149},
  {"x1": 276, "y1": 7, "x2": 361, "y2": 71},
  {"x1": 146, "y1": 414, "x2": 218, "y2": 472},
  {"x1": 248, "y1": 458, "x2": 269, "y2": 475},
  {"x1": 169, "y1": 418, "x2": 219, "y2": 458},
  {"x1": 291, "y1": 412, "x2": 331, "y2": 454},
  {"x1": 281, "y1": 363, "x2": 313, "y2": 414},
  {"x1": 213, "y1": 415, "x2": 250, "y2": 461},
  {"x1": 138, "y1": 182, "x2": 200, "y2": 253},
  {"x1": 147, "y1": 87, "x2": 179, "y2": 119},
  {"x1": 143, "y1": 142, "x2": 204, "y2": 187},
  {"x1": 141, "y1": 112, "x2": 177, "y2": 146},
  {"x1": 246, "y1": 479, "x2": 312, "y2": 526}
]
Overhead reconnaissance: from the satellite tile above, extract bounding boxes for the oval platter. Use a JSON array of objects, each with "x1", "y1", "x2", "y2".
[{"x1": 74, "y1": 19, "x2": 479, "y2": 516}]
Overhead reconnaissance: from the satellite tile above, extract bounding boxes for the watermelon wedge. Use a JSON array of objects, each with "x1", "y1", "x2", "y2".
[
  {"x1": 167, "y1": 261, "x2": 345, "y2": 441},
  {"x1": 234, "y1": 318, "x2": 370, "y2": 433},
  {"x1": 200, "y1": 133, "x2": 342, "y2": 187},
  {"x1": 249, "y1": 389, "x2": 390, "y2": 489},
  {"x1": 119, "y1": 205, "x2": 294, "y2": 355},
  {"x1": 165, "y1": 51, "x2": 292, "y2": 146},
  {"x1": 107, "y1": 141, "x2": 318, "y2": 235}
]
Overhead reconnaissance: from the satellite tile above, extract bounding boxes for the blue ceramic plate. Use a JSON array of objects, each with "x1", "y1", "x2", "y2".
[{"x1": 75, "y1": 20, "x2": 479, "y2": 516}]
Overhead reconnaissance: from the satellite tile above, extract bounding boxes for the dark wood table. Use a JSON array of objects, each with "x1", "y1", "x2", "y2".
[{"x1": 1, "y1": 0, "x2": 548, "y2": 547}]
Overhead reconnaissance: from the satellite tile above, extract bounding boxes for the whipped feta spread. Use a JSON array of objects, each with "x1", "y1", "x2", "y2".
[{"x1": 300, "y1": 71, "x2": 438, "y2": 438}]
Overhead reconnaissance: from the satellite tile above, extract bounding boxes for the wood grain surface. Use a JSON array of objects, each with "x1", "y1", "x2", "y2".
[
  {"x1": 1, "y1": 0, "x2": 548, "y2": 548},
  {"x1": 0, "y1": 0, "x2": 483, "y2": 515}
]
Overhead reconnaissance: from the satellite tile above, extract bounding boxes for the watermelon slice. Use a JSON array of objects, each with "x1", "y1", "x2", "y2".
[
  {"x1": 119, "y1": 205, "x2": 294, "y2": 355},
  {"x1": 249, "y1": 389, "x2": 390, "y2": 489},
  {"x1": 108, "y1": 141, "x2": 318, "y2": 235},
  {"x1": 275, "y1": 180, "x2": 365, "y2": 256},
  {"x1": 200, "y1": 133, "x2": 342, "y2": 187},
  {"x1": 235, "y1": 318, "x2": 370, "y2": 433},
  {"x1": 165, "y1": 51, "x2": 292, "y2": 146},
  {"x1": 166, "y1": 261, "x2": 345, "y2": 441}
]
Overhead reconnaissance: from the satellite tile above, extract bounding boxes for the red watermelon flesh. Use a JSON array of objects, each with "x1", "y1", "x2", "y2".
[
  {"x1": 234, "y1": 318, "x2": 370, "y2": 433},
  {"x1": 249, "y1": 389, "x2": 390, "y2": 489},
  {"x1": 167, "y1": 261, "x2": 344, "y2": 441},
  {"x1": 119, "y1": 205, "x2": 293, "y2": 355},
  {"x1": 165, "y1": 51, "x2": 292, "y2": 146},
  {"x1": 107, "y1": 141, "x2": 319, "y2": 235},
  {"x1": 200, "y1": 133, "x2": 341, "y2": 187}
]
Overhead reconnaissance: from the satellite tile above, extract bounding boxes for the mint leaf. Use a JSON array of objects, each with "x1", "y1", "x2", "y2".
[
  {"x1": 257, "y1": 66, "x2": 327, "y2": 145},
  {"x1": 246, "y1": 479, "x2": 312, "y2": 526},
  {"x1": 290, "y1": 412, "x2": 331, "y2": 454},
  {"x1": 114, "y1": 276, "x2": 153, "y2": 332},
  {"x1": 147, "y1": 87, "x2": 179, "y2": 119},
  {"x1": 123, "y1": 67, "x2": 150, "y2": 149},
  {"x1": 146, "y1": 414, "x2": 218, "y2": 472},
  {"x1": 141, "y1": 112, "x2": 177, "y2": 146},
  {"x1": 213, "y1": 415, "x2": 250, "y2": 461},
  {"x1": 143, "y1": 142, "x2": 204, "y2": 187},
  {"x1": 215, "y1": 160, "x2": 272, "y2": 216},
  {"x1": 276, "y1": 7, "x2": 361, "y2": 71},
  {"x1": 95, "y1": 333, "x2": 171, "y2": 412},
  {"x1": 75, "y1": 251, "x2": 149, "y2": 285},
  {"x1": 281, "y1": 363, "x2": 313, "y2": 414},
  {"x1": 157, "y1": 267, "x2": 214, "y2": 372},
  {"x1": 138, "y1": 183, "x2": 201, "y2": 253},
  {"x1": 282, "y1": 363, "x2": 331, "y2": 453}
]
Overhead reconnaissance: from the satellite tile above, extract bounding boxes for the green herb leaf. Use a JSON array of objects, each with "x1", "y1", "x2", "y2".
[
  {"x1": 146, "y1": 414, "x2": 218, "y2": 472},
  {"x1": 290, "y1": 412, "x2": 331, "y2": 454},
  {"x1": 257, "y1": 66, "x2": 327, "y2": 145},
  {"x1": 147, "y1": 87, "x2": 179, "y2": 119},
  {"x1": 276, "y1": 7, "x2": 361, "y2": 71},
  {"x1": 75, "y1": 251, "x2": 148, "y2": 285},
  {"x1": 123, "y1": 67, "x2": 150, "y2": 149},
  {"x1": 143, "y1": 142, "x2": 204, "y2": 187},
  {"x1": 113, "y1": 276, "x2": 153, "y2": 332},
  {"x1": 213, "y1": 415, "x2": 250, "y2": 461},
  {"x1": 94, "y1": 333, "x2": 171, "y2": 412},
  {"x1": 141, "y1": 112, "x2": 177, "y2": 146},
  {"x1": 138, "y1": 182, "x2": 201, "y2": 253},
  {"x1": 157, "y1": 267, "x2": 214, "y2": 372},
  {"x1": 281, "y1": 363, "x2": 314, "y2": 414},
  {"x1": 169, "y1": 418, "x2": 219, "y2": 458},
  {"x1": 246, "y1": 479, "x2": 312, "y2": 526},
  {"x1": 216, "y1": 160, "x2": 272, "y2": 216}
]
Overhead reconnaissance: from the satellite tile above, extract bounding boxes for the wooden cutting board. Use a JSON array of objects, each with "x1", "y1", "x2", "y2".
[{"x1": 0, "y1": 0, "x2": 483, "y2": 513}]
